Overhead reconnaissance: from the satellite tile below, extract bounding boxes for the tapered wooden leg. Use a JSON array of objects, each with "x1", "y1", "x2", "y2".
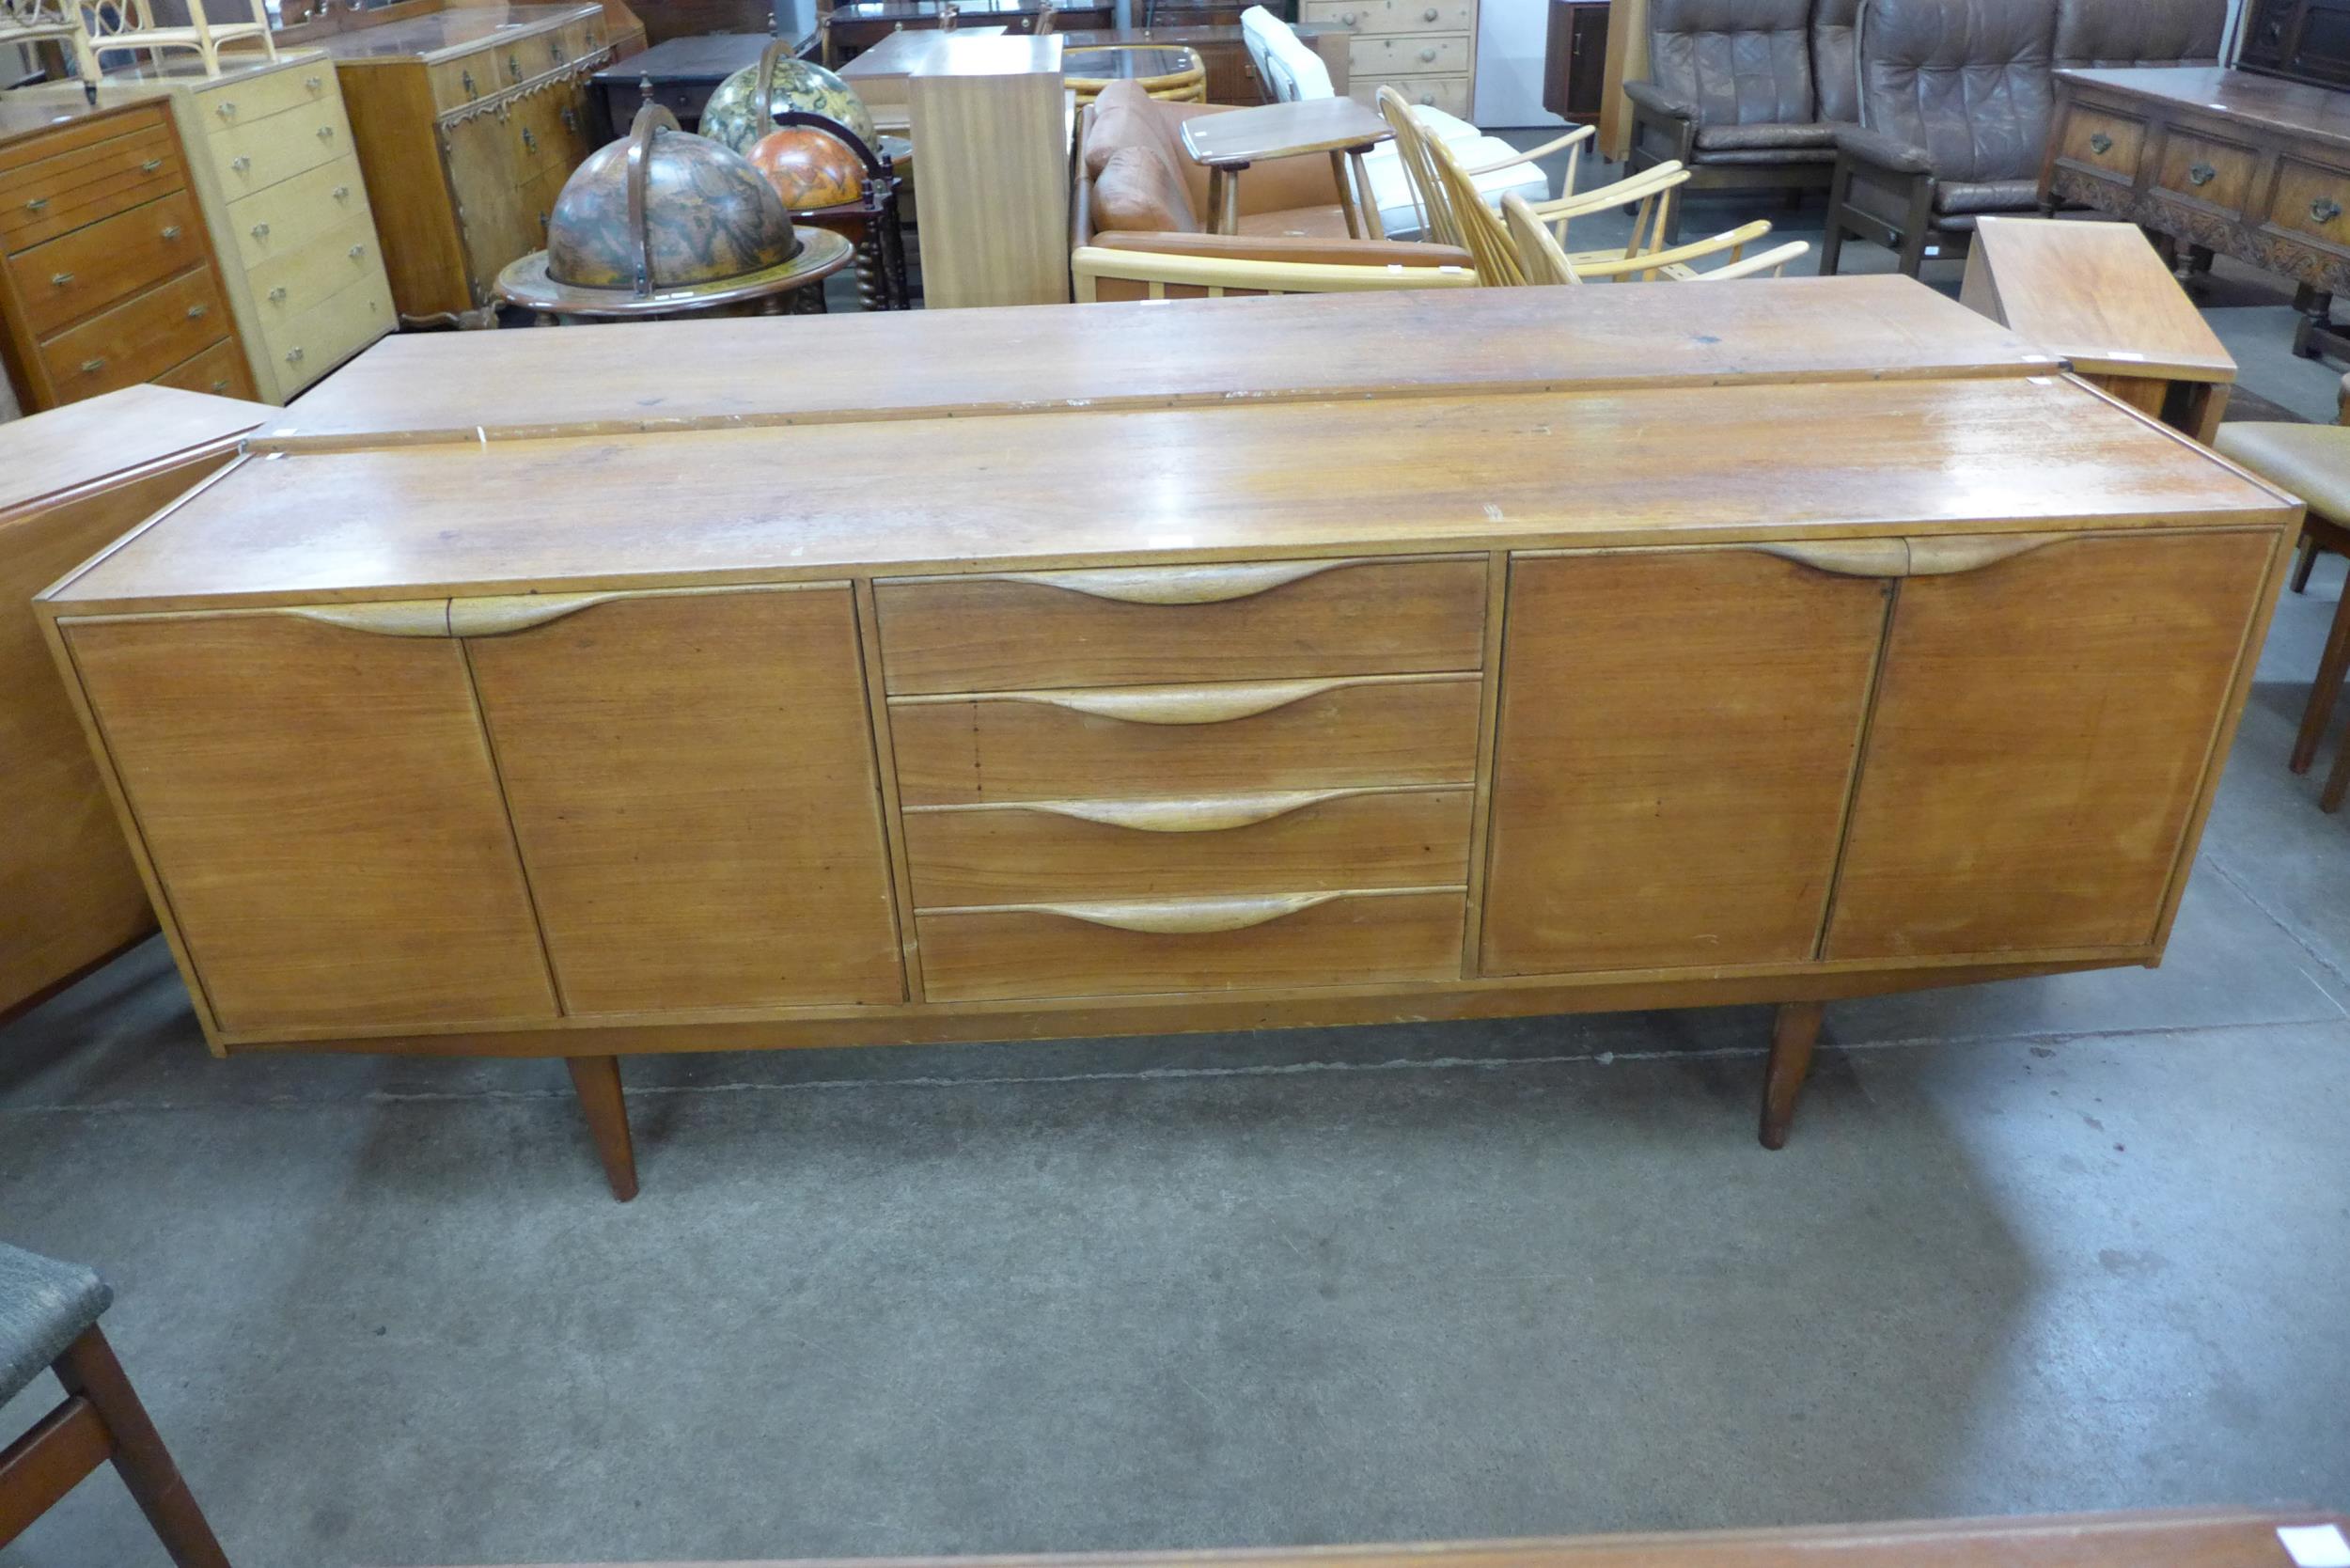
[
  {"x1": 2323, "y1": 732, "x2": 2350, "y2": 814},
  {"x1": 2292, "y1": 536, "x2": 2319, "y2": 592},
  {"x1": 566, "y1": 1055, "x2": 638, "y2": 1201},
  {"x1": 1759, "y1": 999, "x2": 1825, "y2": 1151},
  {"x1": 2293, "y1": 587, "x2": 2350, "y2": 774},
  {"x1": 50, "y1": 1327, "x2": 232, "y2": 1568}
]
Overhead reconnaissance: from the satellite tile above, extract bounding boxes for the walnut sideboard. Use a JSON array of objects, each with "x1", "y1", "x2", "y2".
[{"x1": 35, "y1": 286, "x2": 2299, "y2": 1200}]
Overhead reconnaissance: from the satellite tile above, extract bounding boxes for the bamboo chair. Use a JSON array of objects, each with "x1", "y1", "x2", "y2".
[
  {"x1": 1376, "y1": 86, "x2": 1690, "y2": 284},
  {"x1": 1502, "y1": 193, "x2": 1810, "y2": 284},
  {"x1": 78, "y1": 0, "x2": 276, "y2": 74},
  {"x1": 1066, "y1": 43, "x2": 1207, "y2": 105},
  {"x1": 0, "y1": 0, "x2": 101, "y2": 83}
]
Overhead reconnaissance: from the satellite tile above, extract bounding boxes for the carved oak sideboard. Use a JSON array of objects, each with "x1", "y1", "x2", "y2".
[{"x1": 35, "y1": 286, "x2": 2299, "y2": 1200}]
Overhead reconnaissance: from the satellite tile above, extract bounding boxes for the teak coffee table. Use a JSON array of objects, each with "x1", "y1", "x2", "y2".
[{"x1": 1180, "y1": 95, "x2": 1392, "y2": 238}]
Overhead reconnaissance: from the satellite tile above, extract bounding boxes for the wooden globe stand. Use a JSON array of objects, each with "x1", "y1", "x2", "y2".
[{"x1": 760, "y1": 105, "x2": 912, "y2": 312}]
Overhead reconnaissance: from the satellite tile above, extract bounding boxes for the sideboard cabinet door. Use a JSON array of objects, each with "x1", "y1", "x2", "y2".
[
  {"x1": 462, "y1": 585, "x2": 905, "y2": 1014},
  {"x1": 1824, "y1": 530, "x2": 2274, "y2": 960},
  {"x1": 61, "y1": 611, "x2": 558, "y2": 1033},
  {"x1": 1480, "y1": 548, "x2": 1890, "y2": 975}
]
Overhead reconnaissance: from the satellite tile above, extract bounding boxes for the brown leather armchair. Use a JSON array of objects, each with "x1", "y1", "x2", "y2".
[
  {"x1": 1821, "y1": 0, "x2": 2225, "y2": 276},
  {"x1": 1622, "y1": 0, "x2": 1858, "y2": 240}
]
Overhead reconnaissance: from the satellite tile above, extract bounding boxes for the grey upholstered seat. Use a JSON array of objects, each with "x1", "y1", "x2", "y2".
[{"x1": 0, "y1": 1242, "x2": 112, "y2": 1405}]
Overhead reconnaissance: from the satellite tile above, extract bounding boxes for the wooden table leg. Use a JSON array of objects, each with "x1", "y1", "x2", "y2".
[
  {"x1": 2324, "y1": 728, "x2": 2350, "y2": 813},
  {"x1": 1216, "y1": 165, "x2": 1243, "y2": 235},
  {"x1": 566, "y1": 1054, "x2": 638, "y2": 1201},
  {"x1": 1759, "y1": 999, "x2": 1825, "y2": 1151},
  {"x1": 51, "y1": 1327, "x2": 232, "y2": 1568},
  {"x1": 1350, "y1": 147, "x2": 1385, "y2": 239},
  {"x1": 1330, "y1": 149, "x2": 1361, "y2": 239},
  {"x1": 2293, "y1": 575, "x2": 2350, "y2": 775}
]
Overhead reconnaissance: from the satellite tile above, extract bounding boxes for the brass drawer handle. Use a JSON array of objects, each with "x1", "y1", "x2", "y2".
[
  {"x1": 284, "y1": 346, "x2": 305, "y2": 363},
  {"x1": 316, "y1": 124, "x2": 334, "y2": 140},
  {"x1": 79, "y1": 356, "x2": 103, "y2": 373},
  {"x1": 49, "y1": 270, "x2": 71, "y2": 286},
  {"x1": 333, "y1": 184, "x2": 350, "y2": 199},
  {"x1": 2315, "y1": 196, "x2": 2344, "y2": 224},
  {"x1": 250, "y1": 221, "x2": 270, "y2": 237},
  {"x1": 140, "y1": 157, "x2": 162, "y2": 173},
  {"x1": 269, "y1": 285, "x2": 287, "y2": 301},
  {"x1": 521, "y1": 126, "x2": 538, "y2": 151},
  {"x1": 2188, "y1": 161, "x2": 2217, "y2": 185},
  {"x1": 2088, "y1": 132, "x2": 2113, "y2": 154},
  {"x1": 549, "y1": 38, "x2": 561, "y2": 60},
  {"x1": 508, "y1": 55, "x2": 522, "y2": 79},
  {"x1": 162, "y1": 224, "x2": 182, "y2": 240},
  {"x1": 185, "y1": 303, "x2": 209, "y2": 319},
  {"x1": 24, "y1": 196, "x2": 45, "y2": 211},
  {"x1": 560, "y1": 105, "x2": 576, "y2": 131},
  {"x1": 462, "y1": 69, "x2": 477, "y2": 96},
  {"x1": 231, "y1": 154, "x2": 250, "y2": 171}
]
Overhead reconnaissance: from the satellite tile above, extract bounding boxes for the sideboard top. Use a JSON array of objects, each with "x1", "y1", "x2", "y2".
[
  {"x1": 2058, "y1": 66, "x2": 2350, "y2": 147},
  {"x1": 0, "y1": 385, "x2": 264, "y2": 523},
  {"x1": 49, "y1": 376, "x2": 2295, "y2": 613},
  {"x1": 253, "y1": 277, "x2": 2061, "y2": 452}
]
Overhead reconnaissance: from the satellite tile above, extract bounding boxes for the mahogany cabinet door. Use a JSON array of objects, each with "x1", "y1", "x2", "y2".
[
  {"x1": 462, "y1": 586, "x2": 905, "y2": 1014},
  {"x1": 61, "y1": 611, "x2": 558, "y2": 1034},
  {"x1": 1480, "y1": 548, "x2": 1889, "y2": 976},
  {"x1": 1824, "y1": 530, "x2": 2274, "y2": 960}
]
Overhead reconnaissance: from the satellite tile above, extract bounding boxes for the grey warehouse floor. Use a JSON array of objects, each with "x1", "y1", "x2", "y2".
[{"x1": 5, "y1": 157, "x2": 2350, "y2": 1568}]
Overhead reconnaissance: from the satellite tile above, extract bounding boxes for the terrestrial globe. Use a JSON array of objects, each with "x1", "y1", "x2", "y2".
[
  {"x1": 749, "y1": 120, "x2": 868, "y2": 211},
  {"x1": 701, "y1": 49, "x2": 877, "y2": 153},
  {"x1": 546, "y1": 108, "x2": 798, "y2": 293}
]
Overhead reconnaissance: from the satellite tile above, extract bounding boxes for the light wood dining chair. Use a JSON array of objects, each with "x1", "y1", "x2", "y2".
[{"x1": 1502, "y1": 193, "x2": 1810, "y2": 284}]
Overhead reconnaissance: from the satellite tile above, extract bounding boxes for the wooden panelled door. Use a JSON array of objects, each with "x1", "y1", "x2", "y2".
[
  {"x1": 1480, "y1": 547, "x2": 1890, "y2": 975},
  {"x1": 61, "y1": 609, "x2": 558, "y2": 1033}
]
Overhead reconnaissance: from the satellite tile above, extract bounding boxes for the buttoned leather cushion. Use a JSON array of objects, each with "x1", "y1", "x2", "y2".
[
  {"x1": 1, "y1": 1243, "x2": 109, "y2": 1406},
  {"x1": 1649, "y1": 0, "x2": 1819, "y2": 127},
  {"x1": 2053, "y1": 0, "x2": 2224, "y2": 68},
  {"x1": 1812, "y1": 0, "x2": 1862, "y2": 121},
  {"x1": 1855, "y1": 0, "x2": 2059, "y2": 183},
  {"x1": 2215, "y1": 423, "x2": 2350, "y2": 523},
  {"x1": 1092, "y1": 146, "x2": 1201, "y2": 234}
]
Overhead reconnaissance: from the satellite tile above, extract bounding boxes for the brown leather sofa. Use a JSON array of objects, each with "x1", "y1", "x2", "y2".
[
  {"x1": 1622, "y1": 0, "x2": 1861, "y2": 238},
  {"x1": 1821, "y1": 0, "x2": 2226, "y2": 275},
  {"x1": 1072, "y1": 79, "x2": 1471, "y2": 300}
]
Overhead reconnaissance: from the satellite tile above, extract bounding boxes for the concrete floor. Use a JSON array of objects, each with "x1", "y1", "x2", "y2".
[{"x1": 6, "y1": 168, "x2": 2350, "y2": 1568}]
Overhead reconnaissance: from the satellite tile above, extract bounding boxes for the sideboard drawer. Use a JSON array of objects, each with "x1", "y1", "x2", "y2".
[
  {"x1": 261, "y1": 269, "x2": 394, "y2": 396},
  {"x1": 916, "y1": 888, "x2": 1467, "y2": 1001},
  {"x1": 1301, "y1": 0, "x2": 1473, "y2": 36},
  {"x1": 430, "y1": 50, "x2": 500, "y2": 112},
  {"x1": 1350, "y1": 33, "x2": 1470, "y2": 76},
  {"x1": 246, "y1": 210, "x2": 384, "y2": 328},
  {"x1": 889, "y1": 673, "x2": 1482, "y2": 805},
  {"x1": 208, "y1": 96, "x2": 354, "y2": 200},
  {"x1": 2154, "y1": 128, "x2": 2259, "y2": 215},
  {"x1": 197, "y1": 64, "x2": 335, "y2": 133},
  {"x1": 2053, "y1": 105, "x2": 2146, "y2": 185},
  {"x1": 2265, "y1": 155, "x2": 2350, "y2": 250},
  {"x1": 875, "y1": 556, "x2": 1486, "y2": 694},
  {"x1": 230, "y1": 154, "x2": 366, "y2": 269},
  {"x1": 1348, "y1": 74, "x2": 1471, "y2": 117},
  {"x1": 903, "y1": 784, "x2": 1474, "y2": 905},
  {"x1": 39, "y1": 265, "x2": 228, "y2": 403},
  {"x1": 6, "y1": 188, "x2": 202, "y2": 338},
  {"x1": 0, "y1": 116, "x2": 181, "y2": 251}
]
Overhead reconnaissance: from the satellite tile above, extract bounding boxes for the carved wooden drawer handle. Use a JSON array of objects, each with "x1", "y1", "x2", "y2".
[
  {"x1": 1903, "y1": 534, "x2": 2066, "y2": 575},
  {"x1": 992, "y1": 558, "x2": 1354, "y2": 604},
  {"x1": 980, "y1": 788, "x2": 1377, "y2": 834},
  {"x1": 2188, "y1": 162, "x2": 2217, "y2": 186},
  {"x1": 1001, "y1": 892, "x2": 1348, "y2": 934},
  {"x1": 1759, "y1": 535, "x2": 2064, "y2": 577},
  {"x1": 287, "y1": 600, "x2": 447, "y2": 635},
  {"x1": 2315, "y1": 196, "x2": 2343, "y2": 224},
  {"x1": 1003, "y1": 677, "x2": 1355, "y2": 726}
]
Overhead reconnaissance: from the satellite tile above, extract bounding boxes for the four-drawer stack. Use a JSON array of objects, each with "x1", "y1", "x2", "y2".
[
  {"x1": 874, "y1": 557, "x2": 1490, "y2": 1002},
  {"x1": 1306, "y1": 0, "x2": 1480, "y2": 120},
  {"x1": 0, "y1": 99, "x2": 251, "y2": 412}
]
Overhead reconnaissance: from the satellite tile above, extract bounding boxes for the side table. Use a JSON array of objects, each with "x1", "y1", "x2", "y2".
[{"x1": 1179, "y1": 94, "x2": 1392, "y2": 238}]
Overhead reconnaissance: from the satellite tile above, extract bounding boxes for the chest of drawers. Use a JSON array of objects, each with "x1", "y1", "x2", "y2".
[
  {"x1": 320, "y1": 3, "x2": 617, "y2": 325},
  {"x1": 34, "y1": 282, "x2": 2297, "y2": 1200},
  {"x1": 20, "y1": 52, "x2": 398, "y2": 403},
  {"x1": 0, "y1": 97, "x2": 252, "y2": 413},
  {"x1": 1305, "y1": 0, "x2": 1478, "y2": 119}
]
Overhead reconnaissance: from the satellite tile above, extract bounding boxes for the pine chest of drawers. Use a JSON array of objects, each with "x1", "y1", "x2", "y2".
[
  {"x1": 34, "y1": 283, "x2": 2297, "y2": 1200},
  {"x1": 19, "y1": 52, "x2": 399, "y2": 403},
  {"x1": 0, "y1": 97, "x2": 253, "y2": 412},
  {"x1": 318, "y1": 2, "x2": 616, "y2": 325},
  {"x1": 1305, "y1": 0, "x2": 1478, "y2": 119}
]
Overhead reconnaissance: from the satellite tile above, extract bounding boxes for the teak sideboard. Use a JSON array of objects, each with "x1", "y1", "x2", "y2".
[{"x1": 34, "y1": 285, "x2": 2300, "y2": 1200}]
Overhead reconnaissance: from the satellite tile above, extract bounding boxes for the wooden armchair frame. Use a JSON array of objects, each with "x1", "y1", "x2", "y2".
[
  {"x1": 0, "y1": 0, "x2": 100, "y2": 82},
  {"x1": 1073, "y1": 244, "x2": 1479, "y2": 300},
  {"x1": 1502, "y1": 193, "x2": 1810, "y2": 284},
  {"x1": 78, "y1": 0, "x2": 276, "y2": 75}
]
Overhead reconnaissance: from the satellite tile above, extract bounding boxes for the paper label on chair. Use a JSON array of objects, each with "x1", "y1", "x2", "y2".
[{"x1": 2279, "y1": 1526, "x2": 2350, "y2": 1568}]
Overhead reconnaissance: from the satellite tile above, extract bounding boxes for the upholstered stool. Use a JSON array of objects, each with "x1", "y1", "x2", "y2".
[
  {"x1": 0, "y1": 1243, "x2": 231, "y2": 1567},
  {"x1": 2216, "y1": 412, "x2": 2350, "y2": 812}
]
